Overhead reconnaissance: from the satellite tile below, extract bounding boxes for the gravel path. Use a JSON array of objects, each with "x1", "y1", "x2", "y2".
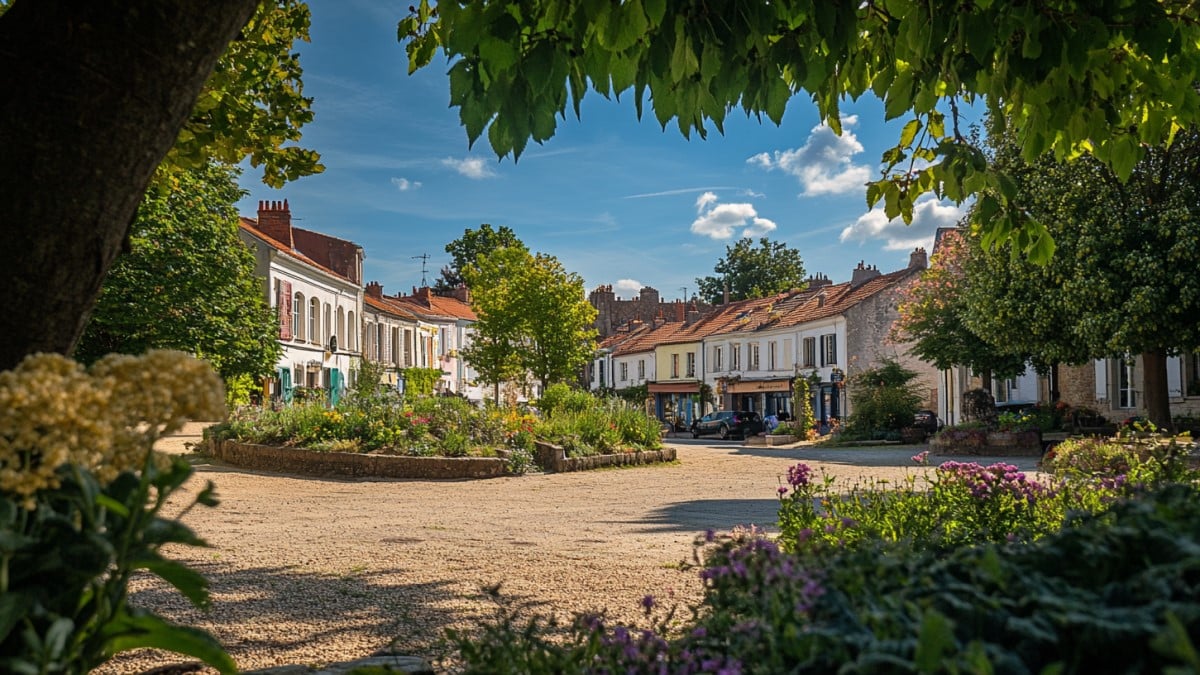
[{"x1": 96, "y1": 426, "x2": 1041, "y2": 673}]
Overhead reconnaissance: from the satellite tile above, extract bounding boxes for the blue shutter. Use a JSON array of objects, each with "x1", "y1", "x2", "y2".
[
  {"x1": 329, "y1": 368, "x2": 342, "y2": 406},
  {"x1": 280, "y1": 368, "x2": 293, "y2": 404}
]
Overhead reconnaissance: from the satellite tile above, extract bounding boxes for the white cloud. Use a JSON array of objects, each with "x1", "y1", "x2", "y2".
[
  {"x1": 748, "y1": 115, "x2": 871, "y2": 196},
  {"x1": 391, "y1": 177, "x2": 422, "y2": 191},
  {"x1": 442, "y1": 156, "x2": 496, "y2": 179},
  {"x1": 839, "y1": 195, "x2": 966, "y2": 251},
  {"x1": 614, "y1": 279, "x2": 642, "y2": 295},
  {"x1": 691, "y1": 197, "x2": 778, "y2": 240}
]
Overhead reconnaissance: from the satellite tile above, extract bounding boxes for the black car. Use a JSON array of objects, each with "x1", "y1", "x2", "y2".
[
  {"x1": 691, "y1": 410, "x2": 764, "y2": 440},
  {"x1": 913, "y1": 409, "x2": 942, "y2": 434}
]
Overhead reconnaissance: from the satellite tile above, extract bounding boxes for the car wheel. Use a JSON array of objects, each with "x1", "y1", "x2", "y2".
[{"x1": 719, "y1": 424, "x2": 730, "y2": 440}]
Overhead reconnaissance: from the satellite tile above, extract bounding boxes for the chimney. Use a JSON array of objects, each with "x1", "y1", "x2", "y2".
[
  {"x1": 805, "y1": 273, "x2": 832, "y2": 289},
  {"x1": 674, "y1": 300, "x2": 685, "y2": 322},
  {"x1": 653, "y1": 308, "x2": 666, "y2": 328},
  {"x1": 850, "y1": 260, "x2": 882, "y2": 288},
  {"x1": 451, "y1": 285, "x2": 471, "y2": 304},
  {"x1": 685, "y1": 300, "x2": 701, "y2": 325},
  {"x1": 909, "y1": 247, "x2": 928, "y2": 270},
  {"x1": 414, "y1": 286, "x2": 432, "y2": 303},
  {"x1": 256, "y1": 199, "x2": 293, "y2": 248},
  {"x1": 366, "y1": 281, "x2": 383, "y2": 298}
]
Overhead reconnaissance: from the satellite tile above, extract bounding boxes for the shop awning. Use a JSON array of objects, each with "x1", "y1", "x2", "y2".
[
  {"x1": 648, "y1": 382, "x2": 701, "y2": 394},
  {"x1": 726, "y1": 378, "x2": 792, "y2": 394}
]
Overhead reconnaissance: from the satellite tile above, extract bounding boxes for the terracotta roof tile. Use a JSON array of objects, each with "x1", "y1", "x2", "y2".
[
  {"x1": 238, "y1": 217, "x2": 356, "y2": 285},
  {"x1": 364, "y1": 293, "x2": 418, "y2": 320},
  {"x1": 388, "y1": 290, "x2": 477, "y2": 322}
]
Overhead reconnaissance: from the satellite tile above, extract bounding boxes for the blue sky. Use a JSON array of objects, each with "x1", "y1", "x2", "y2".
[{"x1": 236, "y1": 0, "x2": 970, "y2": 303}]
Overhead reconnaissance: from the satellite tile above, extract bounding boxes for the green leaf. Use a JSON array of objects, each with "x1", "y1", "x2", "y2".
[
  {"x1": 899, "y1": 118, "x2": 922, "y2": 148},
  {"x1": 0, "y1": 592, "x2": 32, "y2": 644},
  {"x1": 103, "y1": 610, "x2": 237, "y2": 675},
  {"x1": 913, "y1": 609, "x2": 956, "y2": 671},
  {"x1": 643, "y1": 0, "x2": 666, "y2": 26},
  {"x1": 135, "y1": 555, "x2": 212, "y2": 608}
]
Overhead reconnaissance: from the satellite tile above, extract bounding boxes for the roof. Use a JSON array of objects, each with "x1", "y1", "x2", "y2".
[
  {"x1": 363, "y1": 293, "x2": 418, "y2": 321},
  {"x1": 388, "y1": 289, "x2": 477, "y2": 322},
  {"x1": 597, "y1": 322, "x2": 651, "y2": 351},
  {"x1": 611, "y1": 320, "x2": 691, "y2": 357},
  {"x1": 238, "y1": 217, "x2": 357, "y2": 286}
]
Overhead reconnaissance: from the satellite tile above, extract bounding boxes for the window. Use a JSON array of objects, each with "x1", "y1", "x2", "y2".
[
  {"x1": 440, "y1": 328, "x2": 448, "y2": 356},
  {"x1": 1119, "y1": 358, "x2": 1136, "y2": 408},
  {"x1": 323, "y1": 303, "x2": 331, "y2": 345},
  {"x1": 293, "y1": 292, "x2": 305, "y2": 341},
  {"x1": 336, "y1": 306, "x2": 345, "y2": 346},
  {"x1": 403, "y1": 328, "x2": 413, "y2": 366},
  {"x1": 768, "y1": 341, "x2": 777, "y2": 370},
  {"x1": 309, "y1": 297, "x2": 320, "y2": 344},
  {"x1": 732, "y1": 345, "x2": 741, "y2": 370},
  {"x1": 364, "y1": 321, "x2": 374, "y2": 360},
  {"x1": 598, "y1": 362, "x2": 606, "y2": 387},
  {"x1": 671, "y1": 354, "x2": 680, "y2": 378},
  {"x1": 638, "y1": 359, "x2": 645, "y2": 379},
  {"x1": 803, "y1": 337, "x2": 816, "y2": 368},
  {"x1": 686, "y1": 352, "x2": 696, "y2": 377},
  {"x1": 749, "y1": 344, "x2": 760, "y2": 370},
  {"x1": 620, "y1": 362, "x2": 628, "y2": 382},
  {"x1": 376, "y1": 323, "x2": 385, "y2": 361},
  {"x1": 391, "y1": 327, "x2": 400, "y2": 365},
  {"x1": 713, "y1": 346, "x2": 723, "y2": 371},
  {"x1": 820, "y1": 334, "x2": 837, "y2": 366}
]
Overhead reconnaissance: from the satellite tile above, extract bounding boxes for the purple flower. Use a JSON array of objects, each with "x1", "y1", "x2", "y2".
[
  {"x1": 786, "y1": 463, "x2": 814, "y2": 488},
  {"x1": 641, "y1": 594, "x2": 656, "y2": 612},
  {"x1": 911, "y1": 450, "x2": 930, "y2": 465},
  {"x1": 777, "y1": 486, "x2": 789, "y2": 496}
]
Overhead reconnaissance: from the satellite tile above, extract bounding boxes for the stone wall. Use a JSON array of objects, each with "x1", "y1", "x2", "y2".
[
  {"x1": 844, "y1": 272, "x2": 940, "y2": 410},
  {"x1": 213, "y1": 441, "x2": 508, "y2": 479},
  {"x1": 534, "y1": 442, "x2": 676, "y2": 472}
]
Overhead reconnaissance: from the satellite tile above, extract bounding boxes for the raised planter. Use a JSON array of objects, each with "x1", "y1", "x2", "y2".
[
  {"x1": 764, "y1": 434, "x2": 799, "y2": 447},
  {"x1": 211, "y1": 440, "x2": 508, "y2": 479},
  {"x1": 533, "y1": 441, "x2": 676, "y2": 473},
  {"x1": 930, "y1": 429, "x2": 1042, "y2": 456}
]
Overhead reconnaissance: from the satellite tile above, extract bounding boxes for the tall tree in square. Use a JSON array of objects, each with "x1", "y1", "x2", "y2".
[
  {"x1": 695, "y1": 237, "x2": 806, "y2": 305},
  {"x1": 74, "y1": 164, "x2": 282, "y2": 383}
]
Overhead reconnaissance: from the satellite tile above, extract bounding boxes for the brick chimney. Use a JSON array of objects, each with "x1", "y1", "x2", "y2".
[
  {"x1": 451, "y1": 285, "x2": 471, "y2": 304},
  {"x1": 366, "y1": 281, "x2": 383, "y2": 298},
  {"x1": 909, "y1": 247, "x2": 928, "y2": 270},
  {"x1": 850, "y1": 261, "x2": 882, "y2": 288},
  {"x1": 256, "y1": 199, "x2": 293, "y2": 248},
  {"x1": 805, "y1": 273, "x2": 832, "y2": 289},
  {"x1": 413, "y1": 286, "x2": 432, "y2": 304},
  {"x1": 685, "y1": 300, "x2": 701, "y2": 325},
  {"x1": 674, "y1": 300, "x2": 685, "y2": 322}
]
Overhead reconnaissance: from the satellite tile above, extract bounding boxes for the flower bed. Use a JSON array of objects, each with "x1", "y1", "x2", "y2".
[
  {"x1": 213, "y1": 440, "x2": 508, "y2": 479},
  {"x1": 930, "y1": 428, "x2": 1042, "y2": 455},
  {"x1": 533, "y1": 441, "x2": 675, "y2": 472}
]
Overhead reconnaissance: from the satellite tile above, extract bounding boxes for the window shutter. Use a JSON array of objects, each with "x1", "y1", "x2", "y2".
[
  {"x1": 1093, "y1": 359, "x2": 1108, "y2": 402},
  {"x1": 1167, "y1": 355, "x2": 1183, "y2": 398},
  {"x1": 278, "y1": 281, "x2": 293, "y2": 340}
]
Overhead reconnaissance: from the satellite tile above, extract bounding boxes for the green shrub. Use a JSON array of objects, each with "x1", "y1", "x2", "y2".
[
  {"x1": 845, "y1": 358, "x2": 922, "y2": 434},
  {"x1": 537, "y1": 383, "x2": 593, "y2": 417}
]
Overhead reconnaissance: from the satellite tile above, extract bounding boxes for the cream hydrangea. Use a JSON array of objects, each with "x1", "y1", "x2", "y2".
[{"x1": 0, "y1": 350, "x2": 226, "y2": 503}]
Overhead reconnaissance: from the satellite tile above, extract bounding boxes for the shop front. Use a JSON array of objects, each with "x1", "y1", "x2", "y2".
[
  {"x1": 722, "y1": 378, "x2": 793, "y2": 417},
  {"x1": 648, "y1": 381, "x2": 702, "y2": 431}
]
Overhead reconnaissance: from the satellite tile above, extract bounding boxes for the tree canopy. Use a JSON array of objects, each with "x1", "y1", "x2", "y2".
[
  {"x1": 695, "y1": 237, "x2": 806, "y2": 305},
  {"x1": 959, "y1": 125, "x2": 1200, "y2": 427},
  {"x1": 0, "y1": 0, "x2": 317, "y2": 369},
  {"x1": 434, "y1": 223, "x2": 527, "y2": 294},
  {"x1": 401, "y1": 0, "x2": 1200, "y2": 262},
  {"x1": 75, "y1": 164, "x2": 282, "y2": 382},
  {"x1": 463, "y1": 246, "x2": 597, "y2": 394}
]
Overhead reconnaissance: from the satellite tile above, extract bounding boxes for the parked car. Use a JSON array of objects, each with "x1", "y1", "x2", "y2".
[
  {"x1": 913, "y1": 409, "x2": 942, "y2": 434},
  {"x1": 691, "y1": 410, "x2": 764, "y2": 440}
]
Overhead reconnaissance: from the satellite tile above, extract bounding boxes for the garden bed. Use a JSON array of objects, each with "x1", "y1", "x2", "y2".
[
  {"x1": 930, "y1": 429, "x2": 1043, "y2": 456},
  {"x1": 533, "y1": 441, "x2": 676, "y2": 473},
  {"x1": 212, "y1": 440, "x2": 509, "y2": 480}
]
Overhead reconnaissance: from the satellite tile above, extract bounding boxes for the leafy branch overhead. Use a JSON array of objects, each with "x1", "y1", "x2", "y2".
[{"x1": 400, "y1": 0, "x2": 1200, "y2": 261}]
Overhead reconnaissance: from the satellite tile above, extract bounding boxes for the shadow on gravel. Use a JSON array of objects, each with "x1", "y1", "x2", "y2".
[
  {"x1": 732, "y1": 444, "x2": 1041, "y2": 471},
  {"x1": 635, "y1": 498, "x2": 780, "y2": 535},
  {"x1": 103, "y1": 561, "x2": 482, "y2": 673}
]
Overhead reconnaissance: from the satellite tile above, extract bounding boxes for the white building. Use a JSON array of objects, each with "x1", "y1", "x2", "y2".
[{"x1": 238, "y1": 200, "x2": 363, "y2": 405}]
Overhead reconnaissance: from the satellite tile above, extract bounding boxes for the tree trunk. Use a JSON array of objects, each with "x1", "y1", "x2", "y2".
[
  {"x1": 0, "y1": 0, "x2": 259, "y2": 371},
  {"x1": 1141, "y1": 350, "x2": 1173, "y2": 431}
]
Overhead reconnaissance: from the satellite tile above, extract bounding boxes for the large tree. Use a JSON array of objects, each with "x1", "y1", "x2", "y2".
[
  {"x1": 433, "y1": 223, "x2": 527, "y2": 295},
  {"x1": 401, "y1": 1, "x2": 1200, "y2": 263},
  {"x1": 893, "y1": 229, "x2": 1028, "y2": 384},
  {"x1": 463, "y1": 247, "x2": 597, "y2": 394},
  {"x1": 75, "y1": 164, "x2": 282, "y2": 381},
  {"x1": 695, "y1": 237, "x2": 806, "y2": 305},
  {"x1": 0, "y1": 0, "x2": 317, "y2": 370},
  {"x1": 961, "y1": 127, "x2": 1200, "y2": 428}
]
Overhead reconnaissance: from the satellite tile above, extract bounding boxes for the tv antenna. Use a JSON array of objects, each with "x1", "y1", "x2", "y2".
[
  {"x1": 412, "y1": 253, "x2": 430, "y2": 287},
  {"x1": 680, "y1": 286, "x2": 689, "y2": 302}
]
